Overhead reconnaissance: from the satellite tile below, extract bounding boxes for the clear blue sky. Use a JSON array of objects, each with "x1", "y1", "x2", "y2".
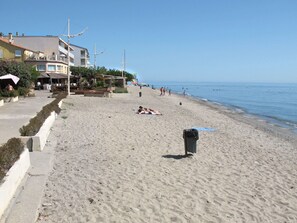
[{"x1": 1, "y1": 0, "x2": 297, "y2": 83}]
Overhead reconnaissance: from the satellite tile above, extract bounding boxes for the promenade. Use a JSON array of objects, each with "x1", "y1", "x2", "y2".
[{"x1": 0, "y1": 90, "x2": 53, "y2": 145}]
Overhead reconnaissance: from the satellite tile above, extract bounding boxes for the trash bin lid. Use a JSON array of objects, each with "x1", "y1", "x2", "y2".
[{"x1": 183, "y1": 129, "x2": 199, "y2": 139}]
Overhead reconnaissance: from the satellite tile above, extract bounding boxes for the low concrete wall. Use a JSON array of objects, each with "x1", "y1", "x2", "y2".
[
  {"x1": 11, "y1": 96, "x2": 19, "y2": 102},
  {"x1": 33, "y1": 111, "x2": 56, "y2": 151},
  {"x1": 0, "y1": 148, "x2": 30, "y2": 218},
  {"x1": 58, "y1": 100, "x2": 63, "y2": 108},
  {"x1": 20, "y1": 100, "x2": 63, "y2": 152}
]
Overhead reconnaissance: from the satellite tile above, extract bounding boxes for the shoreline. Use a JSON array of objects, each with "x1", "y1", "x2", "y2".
[
  {"x1": 15, "y1": 85, "x2": 297, "y2": 222},
  {"x1": 176, "y1": 92, "x2": 297, "y2": 150},
  {"x1": 151, "y1": 82, "x2": 297, "y2": 137}
]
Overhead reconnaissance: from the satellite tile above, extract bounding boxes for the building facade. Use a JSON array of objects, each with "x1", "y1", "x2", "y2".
[
  {"x1": 13, "y1": 35, "x2": 74, "y2": 75},
  {"x1": 70, "y1": 44, "x2": 90, "y2": 67},
  {"x1": 0, "y1": 34, "x2": 41, "y2": 62}
]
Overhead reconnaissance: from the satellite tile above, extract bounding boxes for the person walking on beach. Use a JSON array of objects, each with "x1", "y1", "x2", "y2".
[
  {"x1": 162, "y1": 87, "x2": 166, "y2": 96},
  {"x1": 169, "y1": 89, "x2": 171, "y2": 96},
  {"x1": 160, "y1": 87, "x2": 163, "y2": 96}
]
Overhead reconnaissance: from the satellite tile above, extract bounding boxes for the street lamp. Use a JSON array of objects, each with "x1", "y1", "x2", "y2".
[
  {"x1": 94, "y1": 44, "x2": 104, "y2": 69},
  {"x1": 122, "y1": 49, "x2": 126, "y2": 88},
  {"x1": 62, "y1": 18, "x2": 86, "y2": 96}
]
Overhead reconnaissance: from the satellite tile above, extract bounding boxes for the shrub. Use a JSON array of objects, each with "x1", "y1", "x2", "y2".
[
  {"x1": 19, "y1": 92, "x2": 67, "y2": 136},
  {"x1": 0, "y1": 60, "x2": 32, "y2": 88},
  {"x1": 113, "y1": 87, "x2": 128, "y2": 93},
  {"x1": 0, "y1": 138, "x2": 24, "y2": 182},
  {"x1": 96, "y1": 81, "x2": 104, "y2": 88},
  {"x1": 0, "y1": 89, "x2": 19, "y2": 97},
  {"x1": 17, "y1": 87, "x2": 30, "y2": 96}
]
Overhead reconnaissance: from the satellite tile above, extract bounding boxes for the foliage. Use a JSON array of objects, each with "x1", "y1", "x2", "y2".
[
  {"x1": 96, "y1": 80, "x2": 105, "y2": 88},
  {"x1": 19, "y1": 92, "x2": 67, "y2": 136},
  {"x1": 70, "y1": 67, "x2": 96, "y2": 79},
  {"x1": 30, "y1": 67, "x2": 40, "y2": 83},
  {"x1": 17, "y1": 87, "x2": 30, "y2": 96},
  {"x1": 0, "y1": 60, "x2": 32, "y2": 88},
  {"x1": 0, "y1": 138, "x2": 24, "y2": 181},
  {"x1": 70, "y1": 66, "x2": 136, "y2": 84},
  {"x1": 79, "y1": 78, "x2": 91, "y2": 90},
  {"x1": 0, "y1": 89, "x2": 19, "y2": 97},
  {"x1": 105, "y1": 69, "x2": 135, "y2": 82},
  {"x1": 113, "y1": 87, "x2": 128, "y2": 93}
]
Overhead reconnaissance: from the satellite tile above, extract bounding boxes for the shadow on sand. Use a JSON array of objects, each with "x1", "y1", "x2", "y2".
[{"x1": 162, "y1": 154, "x2": 193, "y2": 160}]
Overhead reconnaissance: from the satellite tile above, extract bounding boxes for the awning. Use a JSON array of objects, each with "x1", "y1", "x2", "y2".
[{"x1": 38, "y1": 73, "x2": 72, "y2": 79}]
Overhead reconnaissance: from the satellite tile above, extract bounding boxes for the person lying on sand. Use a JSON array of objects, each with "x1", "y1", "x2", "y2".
[{"x1": 137, "y1": 106, "x2": 162, "y2": 115}]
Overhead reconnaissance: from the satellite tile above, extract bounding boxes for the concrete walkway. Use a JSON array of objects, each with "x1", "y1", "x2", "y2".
[
  {"x1": 0, "y1": 90, "x2": 55, "y2": 223},
  {"x1": 0, "y1": 90, "x2": 54, "y2": 145}
]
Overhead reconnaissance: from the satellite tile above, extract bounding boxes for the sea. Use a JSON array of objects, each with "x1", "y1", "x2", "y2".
[{"x1": 149, "y1": 82, "x2": 297, "y2": 134}]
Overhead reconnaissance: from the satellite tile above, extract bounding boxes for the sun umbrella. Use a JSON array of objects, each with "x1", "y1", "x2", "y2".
[{"x1": 0, "y1": 74, "x2": 20, "y2": 84}]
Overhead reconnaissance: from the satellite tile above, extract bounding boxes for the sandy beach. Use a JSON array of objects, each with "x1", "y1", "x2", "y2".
[{"x1": 36, "y1": 86, "x2": 297, "y2": 222}]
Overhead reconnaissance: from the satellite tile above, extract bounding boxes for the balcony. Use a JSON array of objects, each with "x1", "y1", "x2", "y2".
[
  {"x1": 58, "y1": 45, "x2": 74, "y2": 58},
  {"x1": 25, "y1": 55, "x2": 68, "y2": 64}
]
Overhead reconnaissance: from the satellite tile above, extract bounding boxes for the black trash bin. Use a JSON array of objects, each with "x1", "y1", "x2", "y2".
[{"x1": 183, "y1": 129, "x2": 199, "y2": 155}]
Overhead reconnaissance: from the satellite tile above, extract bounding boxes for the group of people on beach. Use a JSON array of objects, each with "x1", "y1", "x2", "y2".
[{"x1": 160, "y1": 87, "x2": 171, "y2": 96}]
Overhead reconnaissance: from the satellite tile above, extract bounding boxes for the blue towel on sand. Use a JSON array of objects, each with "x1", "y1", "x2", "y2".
[{"x1": 192, "y1": 127, "x2": 216, "y2": 132}]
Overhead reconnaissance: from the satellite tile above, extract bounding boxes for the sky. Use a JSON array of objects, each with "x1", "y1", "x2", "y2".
[{"x1": 1, "y1": 0, "x2": 297, "y2": 83}]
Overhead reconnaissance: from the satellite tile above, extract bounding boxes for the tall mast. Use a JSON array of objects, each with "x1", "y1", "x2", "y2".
[
  {"x1": 67, "y1": 18, "x2": 70, "y2": 96},
  {"x1": 62, "y1": 18, "x2": 87, "y2": 96},
  {"x1": 122, "y1": 49, "x2": 126, "y2": 87}
]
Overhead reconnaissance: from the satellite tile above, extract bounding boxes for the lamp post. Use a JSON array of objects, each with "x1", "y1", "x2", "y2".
[
  {"x1": 122, "y1": 49, "x2": 126, "y2": 87},
  {"x1": 63, "y1": 18, "x2": 86, "y2": 96},
  {"x1": 93, "y1": 44, "x2": 104, "y2": 69}
]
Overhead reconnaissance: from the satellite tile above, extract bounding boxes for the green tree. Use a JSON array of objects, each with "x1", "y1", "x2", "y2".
[
  {"x1": 0, "y1": 60, "x2": 33, "y2": 88},
  {"x1": 70, "y1": 66, "x2": 136, "y2": 85}
]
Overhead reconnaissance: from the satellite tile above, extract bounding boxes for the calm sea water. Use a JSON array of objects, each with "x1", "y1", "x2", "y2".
[{"x1": 149, "y1": 82, "x2": 297, "y2": 133}]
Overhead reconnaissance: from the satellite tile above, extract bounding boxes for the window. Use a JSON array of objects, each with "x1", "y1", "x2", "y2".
[
  {"x1": 80, "y1": 50, "x2": 85, "y2": 57},
  {"x1": 57, "y1": 65, "x2": 63, "y2": 71},
  {"x1": 81, "y1": 59, "x2": 86, "y2": 66},
  {"x1": 0, "y1": 49, "x2": 3, "y2": 58},
  {"x1": 15, "y1": 50, "x2": 22, "y2": 57},
  {"x1": 48, "y1": 65, "x2": 56, "y2": 71},
  {"x1": 36, "y1": 65, "x2": 46, "y2": 71}
]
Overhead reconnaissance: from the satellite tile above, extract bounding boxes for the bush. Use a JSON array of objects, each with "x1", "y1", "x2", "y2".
[
  {"x1": 0, "y1": 138, "x2": 24, "y2": 182},
  {"x1": 17, "y1": 87, "x2": 30, "y2": 96},
  {"x1": 113, "y1": 87, "x2": 128, "y2": 93},
  {"x1": 0, "y1": 61, "x2": 32, "y2": 88},
  {"x1": 0, "y1": 89, "x2": 19, "y2": 97},
  {"x1": 19, "y1": 92, "x2": 67, "y2": 136}
]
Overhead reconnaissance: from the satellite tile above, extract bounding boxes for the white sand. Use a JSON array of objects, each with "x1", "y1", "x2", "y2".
[{"x1": 37, "y1": 86, "x2": 297, "y2": 222}]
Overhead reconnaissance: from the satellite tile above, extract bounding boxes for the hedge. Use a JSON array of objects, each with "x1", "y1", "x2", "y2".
[
  {"x1": 19, "y1": 93, "x2": 67, "y2": 136},
  {"x1": 0, "y1": 138, "x2": 24, "y2": 182}
]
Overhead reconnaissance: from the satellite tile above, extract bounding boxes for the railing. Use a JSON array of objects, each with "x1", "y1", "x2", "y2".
[{"x1": 25, "y1": 56, "x2": 68, "y2": 63}]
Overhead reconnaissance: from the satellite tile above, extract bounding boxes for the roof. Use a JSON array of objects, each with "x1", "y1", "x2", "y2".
[
  {"x1": 11, "y1": 35, "x2": 74, "y2": 51},
  {"x1": 39, "y1": 73, "x2": 70, "y2": 79},
  {"x1": 70, "y1": 43, "x2": 88, "y2": 50},
  {"x1": 0, "y1": 37, "x2": 38, "y2": 52},
  {"x1": 102, "y1": 74, "x2": 126, "y2": 80}
]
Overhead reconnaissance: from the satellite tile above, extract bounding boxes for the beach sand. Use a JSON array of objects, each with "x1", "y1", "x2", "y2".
[{"x1": 36, "y1": 86, "x2": 297, "y2": 222}]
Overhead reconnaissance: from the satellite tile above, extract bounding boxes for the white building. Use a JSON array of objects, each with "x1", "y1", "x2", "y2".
[
  {"x1": 70, "y1": 44, "x2": 90, "y2": 67},
  {"x1": 13, "y1": 35, "x2": 74, "y2": 74},
  {"x1": 12, "y1": 35, "x2": 75, "y2": 85}
]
